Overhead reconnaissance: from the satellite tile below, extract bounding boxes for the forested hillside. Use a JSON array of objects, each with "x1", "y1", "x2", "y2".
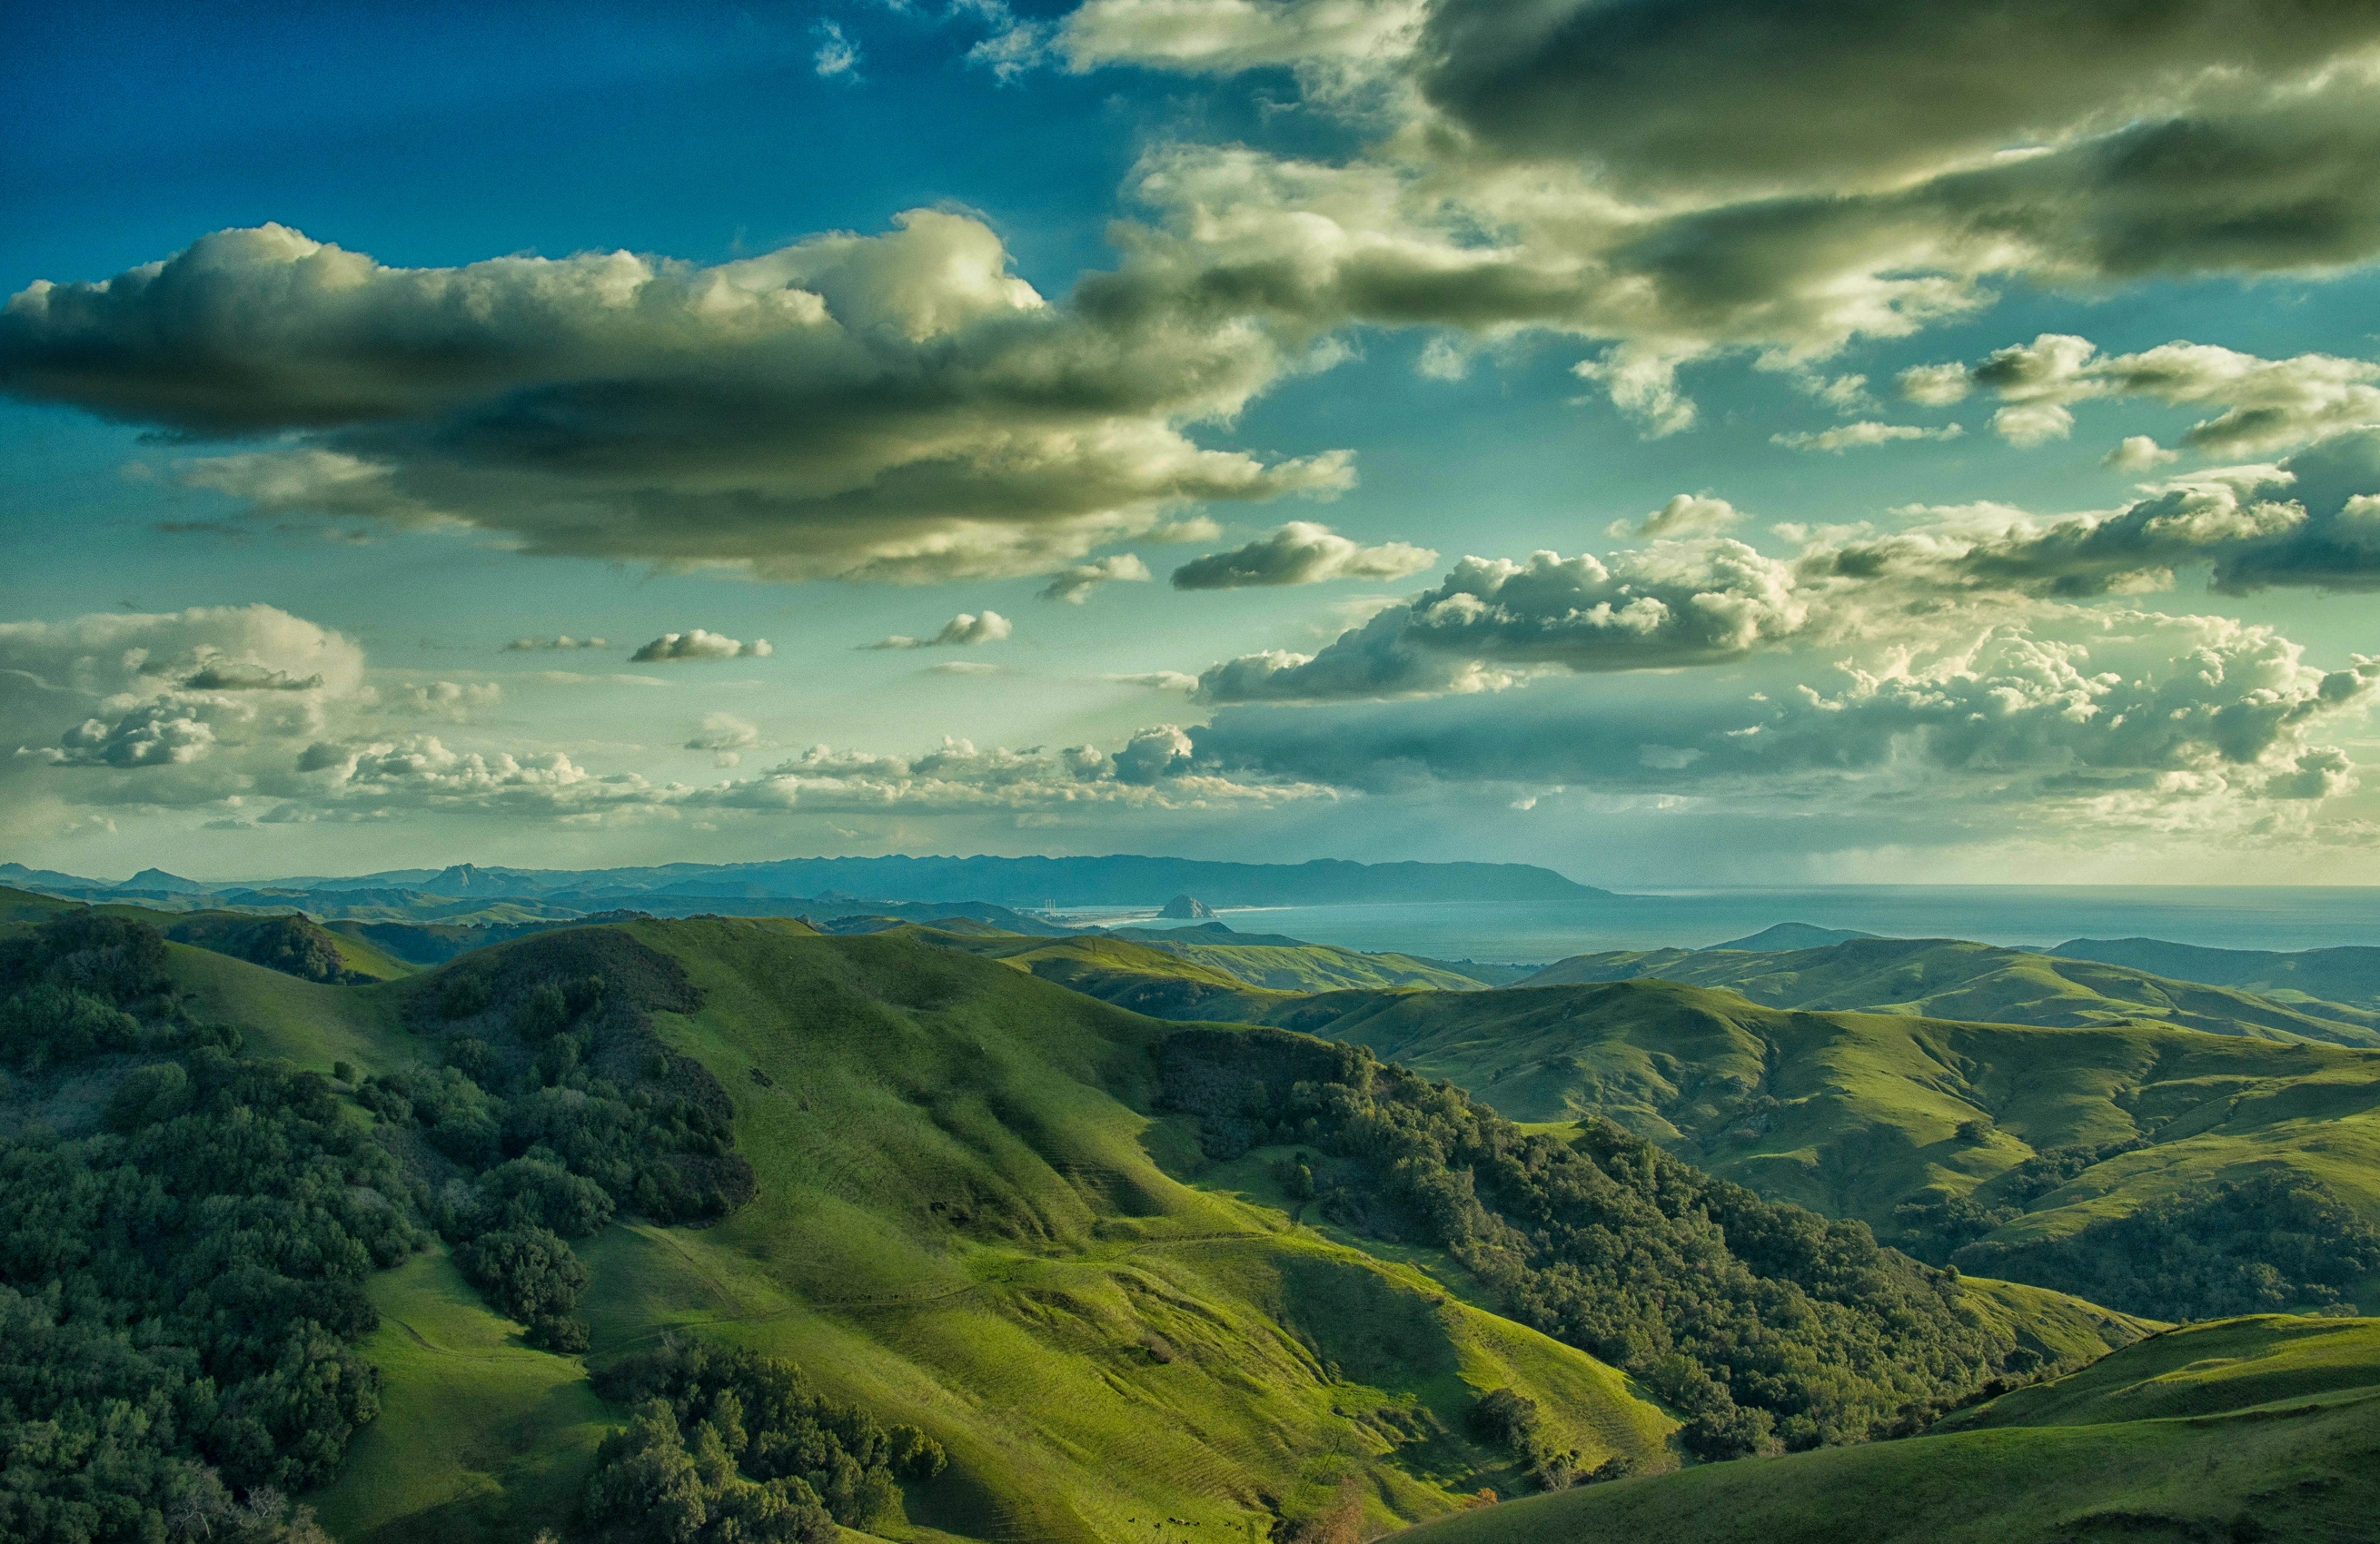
[
  {"x1": 1253, "y1": 977, "x2": 2380, "y2": 1319},
  {"x1": 0, "y1": 913, "x2": 402, "y2": 1544},
  {"x1": 1157, "y1": 1026, "x2": 2107, "y2": 1458},
  {"x1": 0, "y1": 909, "x2": 937, "y2": 1544},
  {"x1": 3, "y1": 906, "x2": 1701, "y2": 1542}
]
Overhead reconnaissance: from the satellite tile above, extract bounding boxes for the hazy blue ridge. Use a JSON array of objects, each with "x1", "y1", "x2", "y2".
[
  {"x1": 0, "y1": 855, "x2": 1613, "y2": 907},
  {"x1": 2054, "y1": 937, "x2": 2380, "y2": 1011}
]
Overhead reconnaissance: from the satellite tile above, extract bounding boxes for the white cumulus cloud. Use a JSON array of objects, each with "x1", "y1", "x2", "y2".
[
  {"x1": 630, "y1": 630, "x2": 772, "y2": 662},
  {"x1": 1772, "y1": 421, "x2": 1964, "y2": 453},
  {"x1": 868, "y1": 611, "x2": 1015, "y2": 649}
]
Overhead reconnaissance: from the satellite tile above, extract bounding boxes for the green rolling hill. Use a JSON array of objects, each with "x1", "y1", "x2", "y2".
[
  {"x1": 1393, "y1": 1314, "x2": 2380, "y2": 1544},
  {"x1": 5, "y1": 901, "x2": 2173, "y2": 1544},
  {"x1": 896, "y1": 924, "x2": 2380, "y2": 1298},
  {"x1": 25, "y1": 889, "x2": 2372, "y2": 1544},
  {"x1": 1520, "y1": 935, "x2": 2380, "y2": 1047},
  {"x1": 108, "y1": 918, "x2": 1686, "y2": 1543}
]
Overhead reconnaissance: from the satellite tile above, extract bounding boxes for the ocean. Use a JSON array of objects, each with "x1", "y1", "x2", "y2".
[{"x1": 1058, "y1": 886, "x2": 2380, "y2": 965}]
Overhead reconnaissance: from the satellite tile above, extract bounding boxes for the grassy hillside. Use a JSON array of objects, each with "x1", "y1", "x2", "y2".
[
  {"x1": 1393, "y1": 1314, "x2": 2380, "y2": 1544},
  {"x1": 1106, "y1": 924, "x2": 1518, "y2": 989},
  {"x1": 1249, "y1": 977, "x2": 2380, "y2": 1283},
  {"x1": 914, "y1": 922, "x2": 1512, "y2": 1017},
  {"x1": 908, "y1": 926, "x2": 1303, "y2": 1021},
  {"x1": 154, "y1": 922, "x2": 1678, "y2": 1544},
  {"x1": 1939, "y1": 1313, "x2": 2380, "y2": 1431},
  {"x1": 1522, "y1": 935, "x2": 2380, "y2": 1047},
  {"x1": 0, "y1": 886, "x2": 80, "y2": 923},
  {"x1": 321, "y1": 1247, "x2": 615, "y2": 1544},
  {"x1": 1089, "y1": 923, "x2": 1494, "y2": 994}
]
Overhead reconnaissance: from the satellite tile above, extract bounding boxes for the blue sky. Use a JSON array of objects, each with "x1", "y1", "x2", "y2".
[{"x1": 5, "y1": 0, "x2": 2379, "y2": 885}]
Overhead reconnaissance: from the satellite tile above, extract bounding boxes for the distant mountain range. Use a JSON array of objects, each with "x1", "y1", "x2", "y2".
[{"x1": 0, "y1": 854, "x2": 1612, "y2": 915}]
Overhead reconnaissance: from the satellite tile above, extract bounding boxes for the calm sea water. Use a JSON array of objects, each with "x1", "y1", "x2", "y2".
[{"x1": 1060, "y1": 887, "x2": 2380, "y2": 965}]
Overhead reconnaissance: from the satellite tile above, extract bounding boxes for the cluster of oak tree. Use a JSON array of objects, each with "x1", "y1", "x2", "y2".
[
  {"x1": 0, "y1": 915, "x2": 917, "y2": 1544},
  {"x1": 1165, "y1": 1026, "x2": 2026, "y2": 1460}
]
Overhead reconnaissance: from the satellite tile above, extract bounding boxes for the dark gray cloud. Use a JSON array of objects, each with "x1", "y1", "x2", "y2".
[
  {"x1": 1417, "y1": 0, "x2": 2380, "y2": 194},
  {"x1": 180, "y1": 661, "x2": 324, "y2": 691},
  {"x1": 14, "y1": 18, "x2": 2379, "y2": 528},
  {"x1": 1076, "y1": 9, "x2": 2380, "y2": 431},
  {"x1": 0, "y1": 216, "x2": 1353, "y2": 582},
  {"x1": 1592, "y1": 92, "x2": 2380, "y2": 347},
  {"x1": 1170, "y1": 520, "x2": 1436, "y2": 589},
  {"x1": 1039, "y1": 553, "x2": 1154, "y2": 603}
]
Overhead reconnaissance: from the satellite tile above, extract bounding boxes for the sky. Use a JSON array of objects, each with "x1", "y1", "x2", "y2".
[{"x1": 3, "y1": 0, "x2": 2379, "y2": 886}]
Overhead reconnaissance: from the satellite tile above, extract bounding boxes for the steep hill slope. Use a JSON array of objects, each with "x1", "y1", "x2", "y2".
[
  {"x1": 154, "y1": 922, "x2": 1680, "y2": 1544},
  {"x1": 0, "y1": 886, "x2": 421, "y2": 983},
  {"x1": 130, "y1": 923, "x2": 2160, "y2": 1531},
  {"x1": 1521, "y1": 936, "x2": 2380, "y2": 1047},
  {"x1": 1395, "y1": 1314, "x2": 2380, "y2": 1544}
]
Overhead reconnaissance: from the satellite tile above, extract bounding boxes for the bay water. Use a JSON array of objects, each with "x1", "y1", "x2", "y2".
[{"x1": 1067, "y1": 886, "x2": 2380, "y2": 965}]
